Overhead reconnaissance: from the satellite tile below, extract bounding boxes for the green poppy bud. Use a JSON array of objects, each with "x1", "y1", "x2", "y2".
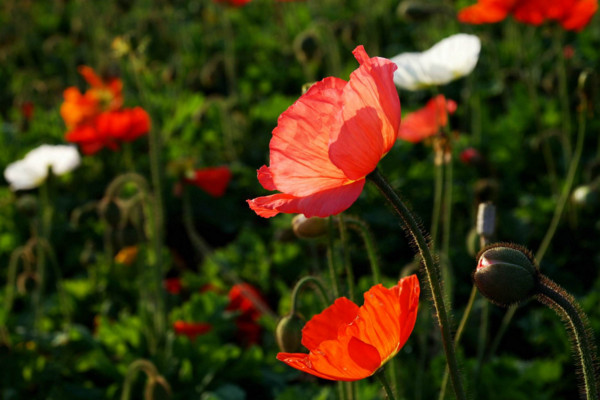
[
  {"x1": 276, "y1": 314, "x2": 304, "y2": 353},
  {"x1": 474, "y1": 244, "x2": 539, "y2": 307},
  {"x1": 292, "y1": 215, "x2": 328, "y2": 239}
]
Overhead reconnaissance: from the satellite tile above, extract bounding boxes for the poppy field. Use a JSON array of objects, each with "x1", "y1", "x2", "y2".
[{"x1": 2, "y1": 0, "x2": 600, "y2": 399}]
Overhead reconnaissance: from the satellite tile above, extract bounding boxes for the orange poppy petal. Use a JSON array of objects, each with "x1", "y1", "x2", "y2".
[
  {"x1": 560, "y1": 0, "x2": 598, "y2": 31},
  {"x1": 329, "y1": 46, "x2": 401, "y2": 181},
  {"x1": 247, "y1": 179, "x2": 365, "y2": 218},
  {"x1": 398, "y1": 275, "x2": 421, "y2": 348},
  {"x1": 458, "y1": 0, "x2": 512, "y2": 23},
  {"x1": 278, "y1": 335, "x2": 381, "y2": 381},
  {"x1": 269, "y1": 77, "x2": 351, "y2": 197},
  {"x1": 78, "y1": 66, "x2": 105, "y2": 88},
  {"x1": 398, "y1": 95, "x2": 451, "y2": 143},
  {"x1": 301, "y1": 297, "x2": 359, "y2": 351}
]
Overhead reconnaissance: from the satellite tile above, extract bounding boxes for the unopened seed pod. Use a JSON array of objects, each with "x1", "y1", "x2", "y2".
[{"x1": 276, "y1": 313, "x2": 304, "y2": 353}]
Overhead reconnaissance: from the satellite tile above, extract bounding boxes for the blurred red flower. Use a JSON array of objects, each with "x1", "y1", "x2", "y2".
[
  {"x1": 247, "y1": 45, "x2": 401, "y2": 218},
  {"x1": 21, "y1": 102, "x2": 34, "y2": 121},
  {"x1": 458, "y1": 0, "x2": 598, "y2": 31},
  {"x1": 62, "y1": 66, "x2": 151, "y2": 155},
  {"x1": 227, "y1": 283, "x2": 267, "y2": 345},
  {"x1": 164, "y1": 278, "x2": 183, "y2": 295},
  {"x1": 277, "y1": 275, "x2": 420, "y2": 381},
  {"x1": 213, "y1": 0, "x2": 252, "y2": 6},
  {"x1": 460, "y1": 147, "x2": 482, "y2": 165},
  {"x1": 173, "y1": 321, "x2": 212, "y2": 340},
  {"x1": 398, "y1": 95, "x2": 456, "y2": 143},
  {"x1": 184, "y1": 166, "x2": 232, "y2": 197}
]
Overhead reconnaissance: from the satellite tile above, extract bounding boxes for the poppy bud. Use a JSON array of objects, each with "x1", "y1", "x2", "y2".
[
  {"x1": 474, "y1": 244, "x2": 539, "y2": 307},
  {"x1": 466, "y1": 227, "x2": 481, "y2": 257},
  {"x1": 571, "y1": 185, "x2": 598, "y2": 207},
  {"x1": 275, "y1": 314, "x2": 304, "y2": 353},
  {"x1": 16, "y1": 195, "x2": 38, "y2": 217},
  {"x1": 292, "y1": 214, "x2": 328, "y2": 239}
]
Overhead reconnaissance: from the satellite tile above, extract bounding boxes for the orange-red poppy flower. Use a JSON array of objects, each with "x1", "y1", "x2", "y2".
[
  {"x1": 398, "y1": 95, "x2": 457, "y2": 144},
  {"x1": 114, "y1": 246, "x2": 139, "y2": 266},
  {"x1": 277, "y1": 275, "x2": 420, "y2": 381},
  {"x1": 458, "y1": 0, "x2": 598, "y2": 31},
  {"x1": 60, "y1": 66, "x2": 123, "y2": 128},
  {"x1": 65, "y1": 107, "x2": 151, "y2": 155},
  {"x1": 184, "y1": 166, "x2": 232, "y2": 197},
  {"x1": 213, "y1": 0, "x2": 252, "y2": 6},
  {"x1": 173, "y1": 321, "x2": 212, "y2": 340},
  {"x1": 247, "y1": 46, "x2": 401, "y2": 218}
]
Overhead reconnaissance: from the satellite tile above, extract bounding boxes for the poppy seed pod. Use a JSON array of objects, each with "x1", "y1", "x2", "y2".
[
  {"x1": 275, "y1": 313, "x2": 304, "y2": 353},
  {"x1": 292, "y1": 214, "x2": 328, "y2": 239},
  {"x1": 474, "y1": 244, "x2": 539, "y2": 307}
]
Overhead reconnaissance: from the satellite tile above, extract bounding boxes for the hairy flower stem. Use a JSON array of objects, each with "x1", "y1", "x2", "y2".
[
  {"x1": 367, "y1": 168, "x2": 466, "y2": 400},
  {"x1": 345, "y1": 216, "x2": 381, "y2": 285},
  {"x1": 536, "y1": 275, "x2": 599, "y2": 400},
  {"x1": 376, "y1": 369, "x2": 397, "y2": 400}
]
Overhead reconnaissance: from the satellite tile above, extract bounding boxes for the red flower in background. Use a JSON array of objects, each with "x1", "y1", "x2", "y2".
[
  {"x1": 21, "y1": 102, "x2": 35, "y2": 121},
  {"x1": 213, "y1": 0, "x2": 252, "y2": 6},
  {"x1": 460, "y1": 147, "x2": 482, "y2": 165},
  {"x1": 247, "y1": 45, "x2": 401, "y2": 218},
  {"x1": 277, "y1": 275, "x2": 420, "y2": 381},
  {"x1": 164, "y1": 278, "x2": 183, "y2": 295},
  {"x1": 227, "y1": 283, "x2": 267, "y2": 345},
  {"x1": 61, "y1": 66, "x2": 150, "y2": 155},
  {"x1": 397, "y1": 95, "x2": 456, "y2": 144},
  {"x1": 173, "y1": 321, "x2": 212, "y2": 340},
  {"x1": 184, "y1": 166, "x2": 232, "y2": 197},
  {"x1": 458, "y1": 0, "x2": 598, "y2": 31}
]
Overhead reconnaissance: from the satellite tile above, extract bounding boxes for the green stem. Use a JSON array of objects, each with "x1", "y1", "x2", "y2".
[
  {"x1": 375, "y1": 369, "x2": 397, "y2": 400},
  {"x1": 337, "y1": 214, "x2": 355, "y2": 301},
  {"x1": 430, "y1": 160, "x2": 444, "y2": 252},
  {"x1": 439, "y1": 285, "x2": 478, "y2": 400},
  {"x1": 345, "y1": 216, "x2": 381, "y2": 288},
  {"x1": 441, "y1": 147, "x2": 454, "y2": 302},
  {"x1": 536, "y1": 87, "x2": 587, "y2": 263},
  {"x1": 536, "y1": 275, "x2": 598, "y2": 400},
  {"x1": 33, "y1": 178, "x2": 53, "y2": 330},
  {"x1": 554, "y1": 28, "x2": 572, "y2": 165},
  {"x1": 290, "y1": 276, "x2": 331, "y2": 312},
  {"x1": 121, "y1": 359, "x2": 159, "y2": 400},
  {"x1": 367, "y1": 168, "x2": 466, "y2": 400},
  {"x1": 327, "y1": 216, "x2": 340, "y2": 298}
]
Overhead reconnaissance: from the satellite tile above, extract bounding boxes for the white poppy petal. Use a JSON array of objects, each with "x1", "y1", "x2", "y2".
[
  {"x1": 391, "y1": 33, "x2": 481, "y2": 90},
  {"x1": 4, "y1": 145, "x2": 81, "y2": 191}
]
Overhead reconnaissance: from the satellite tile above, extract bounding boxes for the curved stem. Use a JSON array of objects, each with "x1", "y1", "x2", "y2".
[
  {"x1": 290, "y1": 276, "x2": 331, "y2": 313},
  {"x1": 536, "y1": 275, "x2": 598, "y2": 400},
  {"x1": 345, "y1": 216, "x2": 381, "y2": 285},
  {"x1": 367, "y1": 168, "x2": 466, "y2": 400}
]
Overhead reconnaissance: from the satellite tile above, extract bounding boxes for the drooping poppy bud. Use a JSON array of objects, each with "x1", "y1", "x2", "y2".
[
  {"x1": 474, "y1": 244, "x2": 539, "y2": 307},
  {"x1": 292, "y1": 214, "x2": 328, "y2": 239},
  {"x1": 275, "y1": 313, "x2": 304, "y2": 353}
]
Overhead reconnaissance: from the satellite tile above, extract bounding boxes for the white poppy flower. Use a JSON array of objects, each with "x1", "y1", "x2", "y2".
[
  {"x1": 391, "y1": 33, "x2": 481, "y2": 90},
  {"x1": 4, "y1": 145, "x2": 81, "y2": 191}
]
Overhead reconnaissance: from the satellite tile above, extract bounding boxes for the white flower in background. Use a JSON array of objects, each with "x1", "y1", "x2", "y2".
[
  {"x1": 391, "y1": 33, "x2": 481, "y2": 90},
  {"x1": 4, "y1": 145, "x2": 81, "y2": 191}
]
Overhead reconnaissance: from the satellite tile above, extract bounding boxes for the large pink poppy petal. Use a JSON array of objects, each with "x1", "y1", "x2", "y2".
[
  {"x1": 329, "y1": 46, "x2": 401, "y2": 180},
  {"x1": 269, "y1": 77, "x2": 353, "y2": 197},
  {"x1": 246, "y1": 179, "x2": 365, "y2": 218}
]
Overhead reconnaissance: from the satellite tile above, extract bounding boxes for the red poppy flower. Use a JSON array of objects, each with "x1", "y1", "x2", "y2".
[
  {"x1": 21, "y1": 102, "x2": 34, "y2": 121},
  {"x1": 459, "y1": 147, "x2": 482, "y2": 165},
  {"x1": 164, "y1": 278, "x2": 182, "y2": 295},
  {"x1": 247, "y1": 46, "x2": 401, "y2": 218},
  {"x1": 277, "y1": 275, "x2": 420, "y2": 381},
  {"x1": 184, "y1": 166, "x2": 232, "y2": 197},
  {"x1": 397, "y1": 95, "x2": 456, "y2": 144},
  {"x1": 60, "y1": 66, "x2": 123, "y2": 128},
  {"x1": 227, "y1": 283, "x2": 267, "y2": 345},
  {"x1": 173, "y1": 321, "x2": 212, "y2": 340},
  {"x1": 65, "y1": 107, "x2": 151, "y2": 155},
  {"x1": 458, "y1": 0, "x2": 598, "y2": 31},
  {"x1": 213, "y1": 0, "x2": 252, "y2": 6}
]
